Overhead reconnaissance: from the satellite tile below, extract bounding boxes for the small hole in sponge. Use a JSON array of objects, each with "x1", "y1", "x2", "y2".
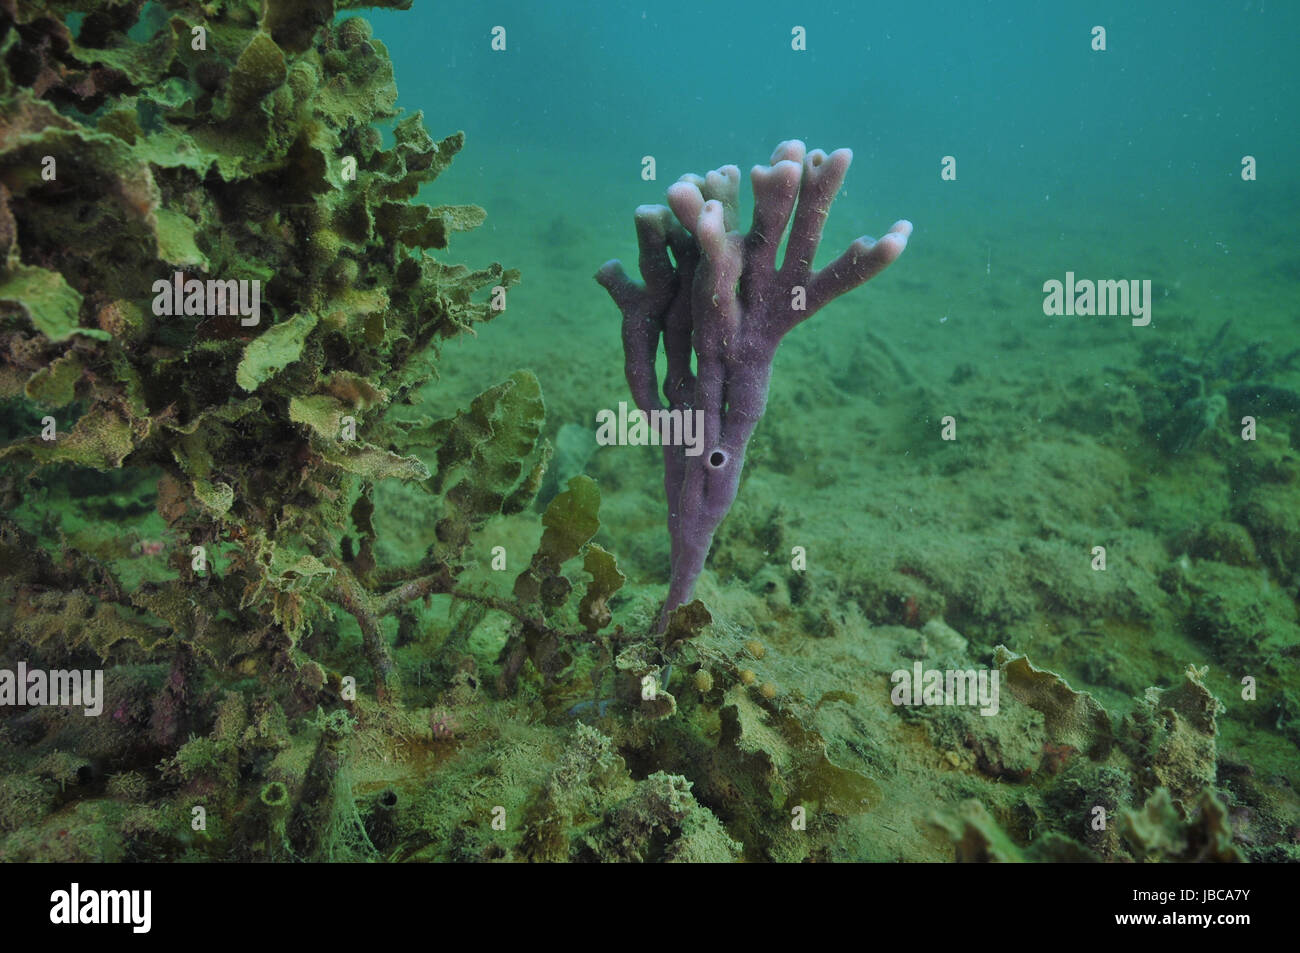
[{"x1": 709, "y1": 450, "x2": 727, "y2": 468}]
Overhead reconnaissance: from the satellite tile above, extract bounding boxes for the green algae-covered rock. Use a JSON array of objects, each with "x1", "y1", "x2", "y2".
[{"x1": 0, "y1": 0, "x2": 554, "y2": 861}]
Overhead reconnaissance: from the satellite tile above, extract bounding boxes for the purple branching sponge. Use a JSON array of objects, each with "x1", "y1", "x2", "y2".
[{"x1": 597, "y1": 140, "x2": 912, "y2": 631}]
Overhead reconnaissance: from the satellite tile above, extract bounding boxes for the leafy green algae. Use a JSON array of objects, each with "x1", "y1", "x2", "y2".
[
  {"x1": 0, "y1": 0, "x2": 535, "y2": 858},
  {"x1": 235, "y1": 311, "x2": 318, "y2": 391}
]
